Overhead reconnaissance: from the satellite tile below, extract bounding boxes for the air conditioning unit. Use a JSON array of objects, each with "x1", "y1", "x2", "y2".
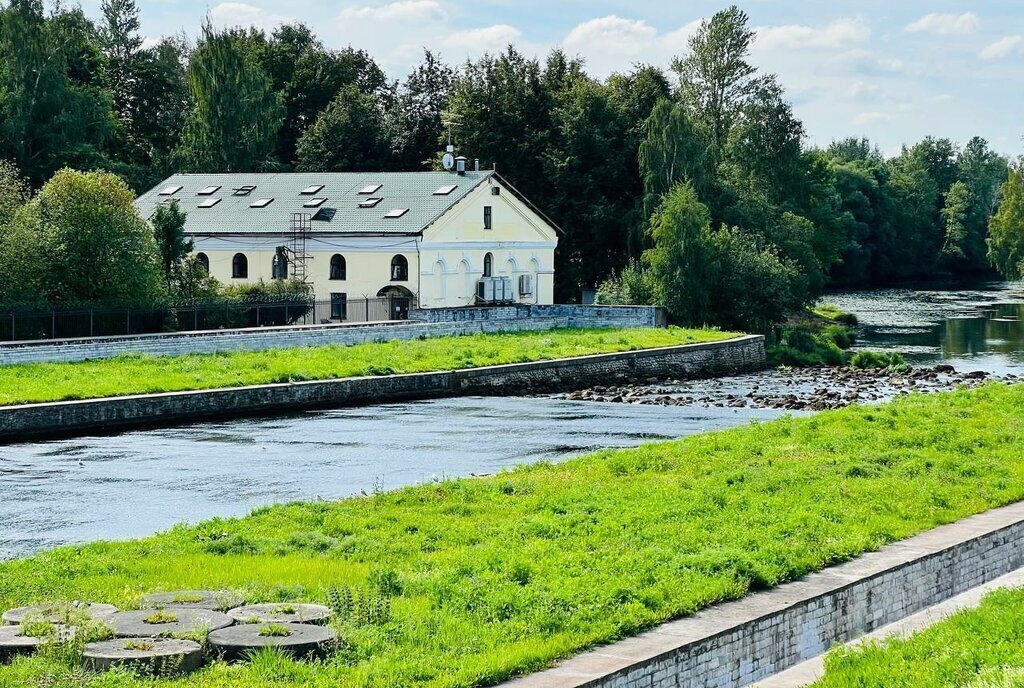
[
  {"x1": 476, "y1": 277, "x2": 515, "y2": 303},
  {"x1": 476, "y1": 278, "x2": 495, "y2": 302},
  {"x1": 518, "y1": 274, "x2": 533, "y2": 296}
]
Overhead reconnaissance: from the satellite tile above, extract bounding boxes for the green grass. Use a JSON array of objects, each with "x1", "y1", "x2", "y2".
[
  {"x1": 0, "y1": 327, "x2": 735, "y2": 406},
  {"x1": 258, "y1": 623, "x2": 294, "y2": 638},
  {"x1": 2, "y1": 384, "x2": 1024, "y2": 687},
  {"x1": 813, "y1": 586, "x2": 1024, "y2": 687}
]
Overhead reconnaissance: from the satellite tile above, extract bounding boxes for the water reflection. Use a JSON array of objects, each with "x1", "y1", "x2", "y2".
[{"x1": 829, "y1": 283, "x2": 1024, "y2": 373}]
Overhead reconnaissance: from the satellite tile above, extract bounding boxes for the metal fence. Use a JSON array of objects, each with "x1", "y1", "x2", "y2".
[{"x1": 0, "y1": 296, "x2": 416, "y2": 342}]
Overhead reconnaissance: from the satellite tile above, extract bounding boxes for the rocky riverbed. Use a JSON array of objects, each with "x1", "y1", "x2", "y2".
[{"x1": 550, "y1": 365, "x2": 1017, "y2": 412}]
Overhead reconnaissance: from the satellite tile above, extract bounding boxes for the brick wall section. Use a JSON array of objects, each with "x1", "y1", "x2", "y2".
[
  {"x1": 0, "y1": 335, "x2": 764, "y2": 442},
  {"x1": 0, "y1": 305, "x2": 667, "y2": 366},
  {"x1": 500, "y1": 501, "x2": 1024, "y2": 688}
]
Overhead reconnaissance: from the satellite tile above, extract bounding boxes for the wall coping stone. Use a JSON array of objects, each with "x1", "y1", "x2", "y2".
[{"x1": 500, "y1": 500, "x2": 1024, "y2": 688}]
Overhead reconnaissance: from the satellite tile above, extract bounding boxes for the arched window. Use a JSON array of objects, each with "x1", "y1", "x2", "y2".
[
  {"x1": 390, "y1": 254, "x2": 408, "y2": 281},
  {"x1": 196, "y1": 252, "x2": 210, "y2": 274},
  {"x1": 483, "y1": 252, "x2": 493, "y2": 277},
  {"x1": 231, "y1": 253, "x2": 248, "y2": 279},
  {"x1": 272, "y1": 249, "x2": 288, "y2": 280},
  {"x1": 330, "y1": 254, "x2": 346, "y2": 280}
]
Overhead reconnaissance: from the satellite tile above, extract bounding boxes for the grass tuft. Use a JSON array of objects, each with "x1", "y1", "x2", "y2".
[{"x1": 258, "y1": 623, "x2": 293, "y2": 638}]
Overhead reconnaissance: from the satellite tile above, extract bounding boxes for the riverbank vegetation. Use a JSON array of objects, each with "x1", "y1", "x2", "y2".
[
  {"x1": 0, "y1": 327, "x2": 734, "y2": 406},
  {"x1": 1, "y1": 384, "x2": 1023, "y2": 686},
  {"x1": 767, "y1": 303, "x2": 860, "y2": 368},
  {"x1": 0, "y1": 2, "x2": 1019, "y2": 333},
  {"x1": 812, "y1": 586, "x2": 1024, "y2": 688}
]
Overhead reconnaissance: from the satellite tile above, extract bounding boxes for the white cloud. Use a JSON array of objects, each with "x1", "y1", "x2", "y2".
[
  {"x1": 849, "y1": 81, "x2": 880, "y2": 100},
  {"x1": 852, "y1": 111, "x2": 894, "y2": 125},
  {"x1": 561, "y1": 16, "x2": 701, "y2": 77},
  {"x1": 209, "y1": 2, "x2": 291, "y2": 31},
  {"x1": 755, "y1": 18, "x2": 870, "y2": 50},
  {"x1": 339, "y1": 1, "x2": 445, "y2": 23},
  {"x1": 443, "y1": 25, "x2": 522, "y2": 51},
  {"x1": 980, "y1": 35, "x2": 1024, "y2": 60},
  {"x1": 905, "y1": 12, "x2": 980, "y2": 35}
]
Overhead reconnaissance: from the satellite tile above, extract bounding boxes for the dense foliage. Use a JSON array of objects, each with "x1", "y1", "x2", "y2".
[
  {"x1": 0, "y1": 1, "x2": 1019, "y2": 326},
  {"x1": 1, "y1": 383, "x2": 1023, "y2": 686},
  {"x1": 0, "y1": 327, "x2": 733, "y2": 405}
]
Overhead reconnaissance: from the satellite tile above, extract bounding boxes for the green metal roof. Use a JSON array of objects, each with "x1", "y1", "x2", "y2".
[{"x1": 135, "y1": 171, "x2": 493, "y2": 235}]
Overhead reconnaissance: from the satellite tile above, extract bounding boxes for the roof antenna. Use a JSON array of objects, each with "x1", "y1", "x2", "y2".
[{"x1": 440, "y1": 112, "x2": 462, "y2": 172}]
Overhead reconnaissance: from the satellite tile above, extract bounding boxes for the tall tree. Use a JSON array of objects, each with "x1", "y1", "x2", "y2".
[
  {"x1": 672, "y1": 5, "x2": 758, "y2": 152},
  {"x1": 956, "y1": 137, "x2": 1008, "y2": 272},
  {"x1": 295, "y1": 84, "x2": 390, "y2": 172},
  {"x1": 98, "y1": 0, "x2": 142, "y2": 120},
  {"x1": 0, "y1": 0, "x2": 115, "y2": 185},
  {"x1": 177, "y1": 21, "x2": 283, "y2": 172},
  {"x1": 638, "y1": 99, "x2": 712, "y2": 223},
  {"x1": 988, "y1": 160, "x2": 1024, "y2": 280},
  {"x1": 151, "y1": 198, "x2": 193, "y2": 287},
  {"x1": 393, "y1": 49, "x2": 454, "y2": 169}
]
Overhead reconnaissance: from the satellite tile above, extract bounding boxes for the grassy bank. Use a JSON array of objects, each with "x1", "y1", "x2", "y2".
[
  {"x1": 813, "y1": 586, "x2": 1024, "y2": 687},
  {"x1": 1, "y1": 384, "x2": 1024, "y2": 686},
  {"x1": 769, "y1": 303, "x2": 861, "y2": 367},
  {"x1": 0, "y1": 327, "x2": 735, "y2": 406}
]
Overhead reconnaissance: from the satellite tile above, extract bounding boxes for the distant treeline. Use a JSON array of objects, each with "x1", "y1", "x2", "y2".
[{"x1": 0, "y1": 0, "x2": 1018, "y2": 323}]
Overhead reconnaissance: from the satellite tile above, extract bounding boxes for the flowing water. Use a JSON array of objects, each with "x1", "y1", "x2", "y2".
[{"x1": 1, "y1": 281, "x2": 1023, "y2": 560}]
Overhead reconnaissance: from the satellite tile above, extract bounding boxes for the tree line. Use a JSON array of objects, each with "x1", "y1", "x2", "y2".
[{"x1": 0, "y1": 0, "x2": 1020, "y2": 330}]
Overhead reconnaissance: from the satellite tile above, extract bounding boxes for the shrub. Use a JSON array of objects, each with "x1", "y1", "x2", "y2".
[
  {"x1": 813, "y1": 304, "x2": 859, "y2": 326},
  {"x1": 850, "y1": 351, "x2": 908, "y2": 371}
]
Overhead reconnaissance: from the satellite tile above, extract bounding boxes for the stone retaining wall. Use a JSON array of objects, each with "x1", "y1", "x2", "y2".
[
  {"x1": 408, "y1": 304, "x2": 669, "y2": 327},
  {"x1": 0, "y1": 335, "x2": 764, "y2": 442},
  {"x1": 501, "y1": 501, "x2": 1024, "y2": 688},
  {"x1": 0, "y1": 305, "x2": 666, "y2": 366}
]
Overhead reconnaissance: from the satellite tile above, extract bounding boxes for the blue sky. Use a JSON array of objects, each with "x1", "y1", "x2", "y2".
[{"x1": 86, "y1": 1, "x2": 1024, "y2": 156}]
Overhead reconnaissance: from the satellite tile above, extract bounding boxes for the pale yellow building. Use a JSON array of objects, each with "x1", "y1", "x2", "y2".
[{"x1": 136, "y1": 169, "x2": 560, "y2": 319}]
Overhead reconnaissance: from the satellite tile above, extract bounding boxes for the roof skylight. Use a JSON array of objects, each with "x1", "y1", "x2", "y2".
[
  {"x1": 197, "y1": 185, "x2": 221, "y2": 195},
  {"x1": 301, "y1": 184, "x2": 324, "y2": 195},
  {"x1": 198, "y1": 198, "x2": 221, "y2": 208},
  {"x1": 312, "y1": 207, "x2": 337, "y2": 222},
  {"x1": 303, "y1": 198, "x2": 327, "y2": 208},
  {"x1": 233, "y1": 185, "x2": 256, "y2": 196},
  {"x1": 158, "y1": 185, "x2": 182, "y2": 196},
  {"x1": 358, "y1": 198, "x2": 383, "y2": 208},
  {"x1": 250, "y1": 198, "x2": 274, "y2": 208},
  {"x1": 384, "y1": 208, "x2": 409, "y2": 219},
  {"x1": 358, "y1": 184, "x2": 382, "y2": 195},
  {"x1": 434, "y1": 185, "x2": 458, "y2": 195}
]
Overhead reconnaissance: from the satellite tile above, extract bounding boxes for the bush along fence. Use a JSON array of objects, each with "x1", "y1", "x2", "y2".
[{"x1": 0, "y1": 295, "x2": 415, "y2": 342}]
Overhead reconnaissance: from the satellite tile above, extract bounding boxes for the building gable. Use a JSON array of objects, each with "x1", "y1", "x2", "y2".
[{"x1": 422, "y1": 176, "x2": 559, "y2": 246}]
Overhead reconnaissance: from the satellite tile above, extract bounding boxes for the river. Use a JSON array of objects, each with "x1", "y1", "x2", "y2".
[{"x1": 1, "y1": 282, "x2": 1022, "y2": 560}]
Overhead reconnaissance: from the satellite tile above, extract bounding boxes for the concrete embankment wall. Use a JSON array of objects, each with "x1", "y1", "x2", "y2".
[
  {"x1": 0, "y1": 305, "x2": 667, "y2": 366},
  {"x1": 0, "y1": 335, "x2": 763, "y2": 442},
  {"x1": 502, "y1": 501, "x2": 1024, "y2": 688}
]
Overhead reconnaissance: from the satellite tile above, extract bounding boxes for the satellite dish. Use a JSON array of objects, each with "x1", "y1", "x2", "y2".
[{"x1": 442, "y1": 152, "x2": 455, "y2": 170}]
